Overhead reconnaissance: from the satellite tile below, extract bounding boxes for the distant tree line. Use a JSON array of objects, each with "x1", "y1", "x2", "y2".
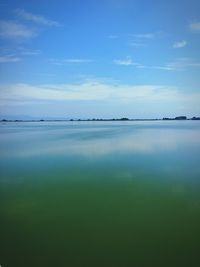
[
  {"x1": 163, "y1": 116, "x2": 200, "y2": 120},
  {"x1": 1, "y1": 116, "x2": 200, "y2": 122}
]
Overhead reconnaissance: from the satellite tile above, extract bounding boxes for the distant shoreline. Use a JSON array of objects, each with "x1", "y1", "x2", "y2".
[{"x1": 1, "y1": 116, "x2": 200, "y2": 123}]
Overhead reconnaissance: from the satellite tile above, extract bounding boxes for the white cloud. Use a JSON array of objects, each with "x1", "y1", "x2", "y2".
[
  {"x1": 0, "y1": 20, "x2": 35, "y2": 39},
  {"x1": 1, "y1": 81, "x2": 200, "y2": 119},
  {"x1": 146, "y1": 58, "x2": 200, "y2": 71},
  {"x1": 0, "y1": 54, "x2": 21, "y2": 63},
  {"x1": 166, "y1": 58, "x2": 200, "y2": 70},
  {"x1": 49, "y1": 58, "x2": 93, "y2": 65},
  {"x1": 129, "y1": 42, "x2": 146, "y2": 47},
  {"x1": 112, "y1": 57, "x2": 200, "y2": 72},
  {"x1": 113, "y1": 56, "x2": 139, "y2": 66},
  {"x1": 150, "y1": 66, "x2": 175, "y2": 71},
  {"x1": 20, "y1": 49, "x2": 41, "y2": 56},
  {"x1": 0, "y1": 10, "x2": 60, "y2": 41},
  {"x1": 128, "y1": 32, "x2": 163, "y2": 48},
  {"x1": 173, "y1": 40, "x2": 187, "y2": 48},
  {"x1": 132, "y1": 33, "x2": 155, "y2": 39},
  {"x1": 189, "y1": 22, "x2": 200, "y2": 32},
  {"x1": 15, "y1": 9, "x2": 60, "y2": 26},
  {"x1": 64, "y1": 59, "x2": 92, "y2": 63},
  {"x1": 0, "y1": 81, "x2": 199, "y2": 105}
]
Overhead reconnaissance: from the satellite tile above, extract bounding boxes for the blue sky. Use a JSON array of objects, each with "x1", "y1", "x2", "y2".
[{"x1": 0, "y1": 0, "x2": 200, "y2": 119}]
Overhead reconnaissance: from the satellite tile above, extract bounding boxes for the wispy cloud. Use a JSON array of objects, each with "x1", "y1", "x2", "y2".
[
  {"x1": 128, "y1": 31, "x2": 163, "y2": 48},
  {"x1": 137, "y1": 58, "x2": 200, "y2": 72},
  {"x1": 64, "y1": 59, "x2": 92, "y2": 63},
  {"x1": 15, "y1": 9, "x2": 60, "y2": 26},
  {"x1": 129, "y1": 42, "x2": 146, "y2": 47},
  {"x1": 0, "y1": 47, "x2": 41, "y2": 61},
  {"x1": 1, "y1": 81, "x2": 200, "y2": 117},
  {"x1": 0, "y1": 20, "x2": 36, "y2": 40},
  {"x1": 166, "y1": 58, "x2": 200, "y2": 70},
  {"x1": 0, "y1": 9, "x2": 60, "y2": 41},
  {"x1": 131, "y1": 33, "x2": 155, "y2": 39},
  {"x1": 113, "y1": 56, "x2": 139, "y2": 66},
  {"x1": 49, "y1": 58, "x2": 93, "y2": 65},
  {"x1": 0, "y1": 54, "x2": 21, "y2": 63},
  {"x1": 19, "y1": 48, "x2": 41, "y2": 56},
  {"x1": 150, "y1": 66, "x2": 175, "y2": 71},
  {"x1": 189, "y1": 22, "x2": 200, "y2": 32},
  {"x1": 108, "y1": 31, "x2": 162, "y2": 48},
  {"x1": 173, "y1": 40, "x2": 187, "y2": 48},
  {"x1": 0, "y1": 81, "x2": 193, "y2": 103},
  {"x1": 113, "y1": 55, "x2": 200, "y2": 71}
]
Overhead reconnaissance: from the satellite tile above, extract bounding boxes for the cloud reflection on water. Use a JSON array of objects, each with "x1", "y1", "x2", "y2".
[{"x1": 1, "y1": 123, "x2": 200, "y2": 158}]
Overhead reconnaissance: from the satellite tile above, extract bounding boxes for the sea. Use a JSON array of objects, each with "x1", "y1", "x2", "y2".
[{"x1": 0, "y1": 120, "x2": 200, "y2": 267}]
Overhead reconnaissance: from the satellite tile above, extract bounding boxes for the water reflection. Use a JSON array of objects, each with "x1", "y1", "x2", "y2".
[
  {"x1": 0, "y1": 121, "x2": 200, "y2": 158},
  {"x1": 1, "y1": 121, "x2": 200, "y2": 267}
]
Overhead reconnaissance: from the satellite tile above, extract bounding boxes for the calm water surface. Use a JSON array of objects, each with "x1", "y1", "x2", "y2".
[{"x1": 0, "y1": 121, "x2": 200, "y2": 267}]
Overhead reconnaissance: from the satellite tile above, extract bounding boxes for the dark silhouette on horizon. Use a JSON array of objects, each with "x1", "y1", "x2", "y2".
[{"x1": 1, "y1": 115, "x2": 200, "y2": 122}]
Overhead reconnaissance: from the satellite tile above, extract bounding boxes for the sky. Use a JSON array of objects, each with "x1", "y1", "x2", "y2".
[{"x1": 0, "y1": 0, "x2": 200, "y2": 119}]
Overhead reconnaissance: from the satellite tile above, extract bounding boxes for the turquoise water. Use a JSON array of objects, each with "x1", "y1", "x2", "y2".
[{"x1": 0, "y1": 121, "x2": 200, "y2": 267}]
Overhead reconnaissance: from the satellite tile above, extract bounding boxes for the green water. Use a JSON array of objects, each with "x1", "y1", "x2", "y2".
[{"x1": 0, "y1": 121, "x2": 200, "y2": 267}]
